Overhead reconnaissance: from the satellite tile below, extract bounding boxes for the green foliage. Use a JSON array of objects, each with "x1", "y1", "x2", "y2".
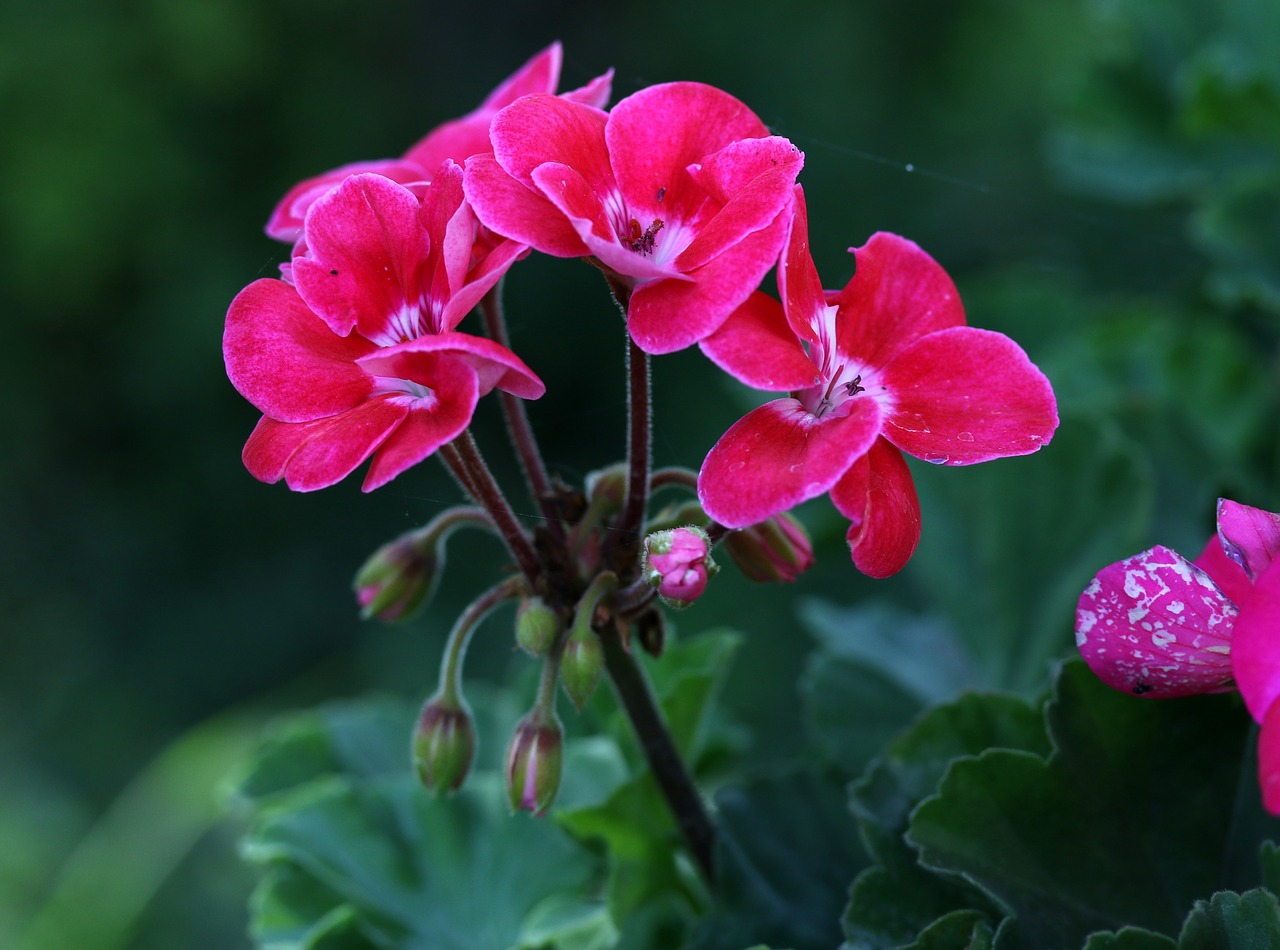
[{"x1": 839, "y1": 661, "x2": 1280, "y2": 950}]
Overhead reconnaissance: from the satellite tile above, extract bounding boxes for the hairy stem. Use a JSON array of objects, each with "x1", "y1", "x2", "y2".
[
  {"x1": 441, "y1": 433, "x2": 543, "y2": 589},
  {"x1": 599, "y1": 623, "x2": 716, "y2": 886},
  {"x1": 479, "y1": 283, "x2": 562, "y2": 537},
  {"x1": 619, "y1": 334, "x2": 652, "y2": 551},
  {"x1": 438, "y1": 577, "x2": 524, "y2": 704}
]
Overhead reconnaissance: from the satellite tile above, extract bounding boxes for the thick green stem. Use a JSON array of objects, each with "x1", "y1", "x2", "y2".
[{"x1": 599, "y1": 623, "x2": 716, "y2": 886}]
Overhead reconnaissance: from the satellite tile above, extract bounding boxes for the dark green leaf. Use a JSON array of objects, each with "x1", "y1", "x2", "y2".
[
  {"x1": 908, "y1": 661, "x2": 1262, "y2": 949},
  {"x1": 685, "y1": 769, "x2": 866, "y2": 950},
  {"x1": 1082, "y1": 926, "x2": 1177, "y2": 950},
  {"x1": 908, "y1": 420, "x2": 1153, "y2": 694},
  {"x1": 844, "y1": 692, "x2": 1049, "y2": 948},
  {"x1": 1178, "y1": 889, "x2": 1280, "y2": 949}
]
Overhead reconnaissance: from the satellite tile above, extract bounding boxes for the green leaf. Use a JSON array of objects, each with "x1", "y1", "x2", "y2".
[
  {"x1": 635, "y1": 629, "x2": 743, "y2": 766},
  {"x1": 231, "y1": 699, "x2": 414, "y2": 807},
  {"x1": 908, "y1": 419, "x2": 1153, "y2": 694},
  {"x1": 236, "y1": 700, "x2": 606, "y2": 950},
  {"x1": 907, "y1": 661, "x2": 1270, "y2": 949},
  {"x1": 685, "y1": 768, "x2": 867, "y2": 950},
  {"x1": 1178, "y1": 889, "x2": 1280, "y2": 948},
  {"x1": 1082, "y1": 927, "x2": 1178, "y2": 950},
  {"x1": 844, "y1": 692, "x2": 1049, "y2": 949},
  {"x1": 800, "y1": 601, "x2": 979, "y2": 774}
]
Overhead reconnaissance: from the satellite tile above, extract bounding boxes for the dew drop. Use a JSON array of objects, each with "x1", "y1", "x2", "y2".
[{"x1": 956, "y1": 431, "x2": 974, "y2": 442}]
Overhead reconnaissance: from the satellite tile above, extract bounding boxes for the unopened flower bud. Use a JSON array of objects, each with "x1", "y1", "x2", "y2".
[
  {"x1": 724, "y1": 512, "x2": 814, "y2": 583},
  {"x1": 643, "y1": 526, "x2": 717, "y2": 608},
  {"x1": 411, "y1": 695, "x2": 474, "y2": 793},
  {"x1": 515, "y1": 597, "x2": 560, "y2": 657},
  {"x1": 354, "y1": 531, "x2": 438, "y2": 623},
  {"x1": 560, "y1": 622, "x2": 604, "y2": 710},
  {"x1": 584, "y1": 463, "x2": 628, "y2": 517},
  {"x1": 505, "y1": 712, "x2": 563, "y2": 816}
]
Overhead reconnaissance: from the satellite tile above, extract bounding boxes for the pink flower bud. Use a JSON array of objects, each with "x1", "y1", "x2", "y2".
[
  {"x1": 723, "y1": 512, "x2": 814, "y2": 583},
  {"x1": 505, "y1": 712, "x2": 563, "y2": 816},
  {"x1": 353, "y1": 532, "x2": 438, "y2": 623},
  {"x1": 412, "y1": 696, "x2": 475, "y2": 793},
  {"x1": 643, "y1": 526, "x2": 717, "y2": 608}
]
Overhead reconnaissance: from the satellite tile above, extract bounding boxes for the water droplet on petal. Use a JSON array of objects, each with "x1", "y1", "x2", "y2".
[{"x1": 956, "y1": 431, "x2": 974, "y2": 443}]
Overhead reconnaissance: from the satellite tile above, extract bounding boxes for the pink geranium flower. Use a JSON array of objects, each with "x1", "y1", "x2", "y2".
[
  {"x1": 265, "y1": 42, "x2": 613, "y2": 245},
  {"x1": 697, "y1": 187, "x2": 1058, "y2": 577},
  {"x1": 1076, "y1": 499, "x2": 1280, "y2": 813},
  {"x1": 463, "y1": 82, "x2": 804, "y2": 354},
  {"x1": 224, "y1": 172, "x2": 543, "y2": 491}
]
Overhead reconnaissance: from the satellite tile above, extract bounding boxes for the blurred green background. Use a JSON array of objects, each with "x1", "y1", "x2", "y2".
[{"x1": 4, "y1": 0, "x2": 1278, "y2": 946}]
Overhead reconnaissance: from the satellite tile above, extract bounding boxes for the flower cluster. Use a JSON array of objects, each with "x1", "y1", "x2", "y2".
[
  {"x1": 1076, "y1": 498, "x2": 1280, "y2": 813},
  {"x1": 222, "y1": 43, "x2": 1058, "y2": 817}
]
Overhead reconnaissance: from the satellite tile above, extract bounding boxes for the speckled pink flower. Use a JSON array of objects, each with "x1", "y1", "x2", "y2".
[{"x1": 1076, "y1": 498, "x2": 1280, "y2": 813}]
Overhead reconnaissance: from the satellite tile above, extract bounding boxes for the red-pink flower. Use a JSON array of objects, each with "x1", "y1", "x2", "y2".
[
  {"x1": 463, "y1": 82, "x2": 804, "y2": 354},
  {"x1": 1075, "y1": 499, "x2": 1280, "y2": 813},
  {"x1": 224, "y1": 171, "x2": 543, "y2": 491},
  {"x1": 697, "y1": 187, "x2": 1058, "y2": 577},
  {"x1": 265, "y1": 42, "x2": 613, "y2": 245}
]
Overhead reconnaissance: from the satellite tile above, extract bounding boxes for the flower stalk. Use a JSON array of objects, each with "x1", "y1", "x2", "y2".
[{"x1": 599, "y1": 620, "x2": 716, "y2": 885}]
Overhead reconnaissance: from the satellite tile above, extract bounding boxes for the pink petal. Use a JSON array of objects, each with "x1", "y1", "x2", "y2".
[
  {"x1": 676, "y1": 138, "x2": 802, "y2": 273},
  {"x1": 438, "y1": 238, "x2": 529, "y2": 332},
  {"x1": 829, "y1": 438, "x2": 922, "y2": 578},
  {"x1": 489, "y1": 94, "x2": 612, "y2": 192},
  {"x1": 291, "y1": 174, "x2": 430, "y2": 341},
  {"x1": 243, "y1": 398, "x2": 409, "y2": 491},
  {"x1": 1193, "y1": 534, "x2": 1254, "y2": 607},
  {"x1": 776, "y1": 185, "x2": 826, "y2": 343},
  {"x1": 224, "y1": 279, "x2": 375, "y2": 422},
  {"x1": 1217, "y1": 498, "x2": 1280, "y2": 581},
  {"x1": 628, "y1": 211, "x2": 789, "y2": 354},
  {"x1": 561, "y1": 69, "x2": 614, "y2": 110},
  {"x1": 1258, "y1": 699, "x2": 1280, "y2": 815},
  {"x1": 265, "y1": 160, "x2": 427, "y2": 244},
  {"x1": 1075, "y1": 545, "x2": 1237, "y2": 699},
  {"x1": 529, "y1": 163, "x2": 678, "y2": 280},
  {"x1": 831, "y1": 233, "x2": 967, "y2": 370},
  {"x1": 363, "y1": 358, "x2": 481, "y2": 491},
  {"x1": 419, "y1": 161, "x2": 471, "y2": 302},
  {"x1": 697, "y1": 396, "x2": 882, "y2": 529},
  {"x1": 606, "y1": 82, "x2": 769, "y2": 218},
  {"x1": 358, "y1": 332, "x2": 545, "y2": 400},
  {"x1": 463, "y1": 154, "x2": 588, "y2": 257},
  {"x1": 699, "y1": 291, "x2": 818, "y2": 391},
  {"x1": 881, "y1": 326, "x2": 1058, "y2": 464},
  {"x1": 402, "y1": 43, "x2": 565, "y2": 173},
  {"x1": 1232, "y1": 559, "x2": 1280, "y2": 722}
]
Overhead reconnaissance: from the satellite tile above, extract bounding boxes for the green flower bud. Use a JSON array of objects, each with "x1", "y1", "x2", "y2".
[
  {"x1": 354, "y1": 532, "x2": 438, "y2": 623},
  {"x1": 515, "y1": 597, "x2": 560, "y2": 657},
  {"x1": 559, "y1": 623, "x2": 604, "y2": 711},
  {"x1": 411, "y1": 695, "x2": 474, "y2": 793},
  {"x1": 584, "y1": 462, "x2": 629, "y2": 516},
  {"x1": 724, "y1": 511, "x2": 814, "y2": 583},
  {"x1": 505, "y1": 712, "x2": 563, "y2": 816}
]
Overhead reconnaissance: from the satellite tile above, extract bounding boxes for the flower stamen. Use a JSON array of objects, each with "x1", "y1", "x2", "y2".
[{"x1": 627, "y1": 218, "x2": 665, "y2": 256}]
